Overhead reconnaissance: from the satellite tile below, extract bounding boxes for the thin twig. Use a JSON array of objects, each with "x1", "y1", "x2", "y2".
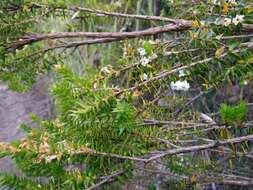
[
  {"x1": 143, "y1": 119, "x2": 209, "y2": 127},
  {"x1": 173, "y1": 91, "x2": 209, "y2": 116},
  {"x1": 86, "y1": 170, "x2": 124, "y2": 190},
  {"x1": 72, "y1": 135, "x2": 253, "y2": 163},
  {"x1": 31, "y1": 2, "x2": 186, "y2": 24},
  {"x1": 145, "y1": 134, "x2": 253, "y2": 163}
]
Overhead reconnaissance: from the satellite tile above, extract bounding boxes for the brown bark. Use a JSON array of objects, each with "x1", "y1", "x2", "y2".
[{"x1": 10, "y1": 21, "x2": 192, "y2": 50}]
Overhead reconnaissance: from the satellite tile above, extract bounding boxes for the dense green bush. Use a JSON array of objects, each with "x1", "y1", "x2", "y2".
[{"x1": 220, "y1": 101, "x2": 247, "y2": 126}]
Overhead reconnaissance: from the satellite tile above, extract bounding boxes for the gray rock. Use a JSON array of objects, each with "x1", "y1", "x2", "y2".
[{"x1": 0, "y1": 77, "x2": 54, "y2": 187}]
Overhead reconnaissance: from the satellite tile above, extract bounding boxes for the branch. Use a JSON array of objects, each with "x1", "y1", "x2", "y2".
[
  {"x1": 221, "y1": 179, "x2": 253, "y2": 186},
  {"x1": 136, "y1": 165, "x2": 253, "y2": 186},
  {"x1": 71, "y1": 135, "x2": 253, "y2": 164},
  {"x1": 145, "y1": 134, "x2": 253, "y2": 163},
  {"x1": 143, "y1": 119, "x2": 209, "y2": 127},
  {"x1": 73, "y1": 149, "x2": 147, "y2": 162},
  {"x1": 6, "y1": 3, "x2": 253, "y2": 50},
  {"x1": 178, "y1": 122, "x2": 253, "y2": 137},
  {"x1": 28, "y1": 2, "x2": 253, "y2": 34},
  {"x1": 212, "y1": 147, "x2": 253, "y2": 159},
  {"x1": 86, "y1": 170, "x2": 124, "y2": 190},
  {"x1": 31, "y1": 3, "x2": 188, "y2": 24},
  {"x1": 138, "y1": 166, "x2": 253, "y2": 186},
  {"x1": 9, "y1": 22, "x2": 192, "y2": 49},
  {"x1": 173, "y1": 90, "x2": 209, "y2": 116}
]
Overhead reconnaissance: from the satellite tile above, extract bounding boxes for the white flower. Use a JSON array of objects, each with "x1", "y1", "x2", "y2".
[
  {"x1": 101, "y1": 66, "x2": 111, "y2": 74},
  {"x1": 211, "y1": 0, "x2": 217, "y2": 4},
  {"x1": 46, "y1": 155, "x2": 57, "y2": 163},
  {"x1": 139, "y1": 53, "x2": 157, "y2": 66},
  {"x1": 215, "y1": 18, "x2": 222, "y2": 25},
  {"x1": 211, "y1": 0, "x2": 221, "y2": 5},
  {"x1": 140, "y1": 57, "x2": 150, "y2": 66},
  {"x1": 137, "y1": 48, "x2": 146, "y2": 56},
  {"x1": 223, "y1": 18, "x2": 232, "y2": 26},
  {"x1": 215, "y1": 17, "x2": 232, "y2": 26},
  {"x1": 143, "y1": 73, "x2": 148, "y2": 80},
  {"x1": 71, "y1": 11, "x2": 80, "y2": 20},
  {"x1": 170, "y1": 80, "x2": 190, "y2": 91},
  {"x1": 179, "y1": 70, "x2": 186, "y2": 77},
  {"x1": 232, "y1": 15, "x2": 244, "y2": 25},
  {"x1": 244, "y1": 80, "x2": 248, "y2": 85}
]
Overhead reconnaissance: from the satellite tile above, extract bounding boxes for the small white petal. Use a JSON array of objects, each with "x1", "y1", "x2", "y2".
[
  {"x1": 223, "y1": 18, "x2": 232, "y2": 26},
  {"x1": 232, "y1": 15, "x2": 244, "y2": 25},
  {"x1": 137, "y1": 48, "x2": 146, "y2": 56},
  {"x1": 170, "y1": 80, "x2": 190, "y2": 91},
  {"x1": 71, "y1": 11, "x2": 80, "y2": 20},
  {"x1": 140, "y1": 57, "x2": 150, "y2": 66},
  {"x1": 143, "y1": 73, "x2": 148, "y2": 80},
  {"x1": 101, "y1": 66, "x2": 110, "y2": 74},
  {"x1": 179, "y1": 70, "x2": 186, "y2": 77},
  {"x1": 215, "y1": 18, "x2": 222, "y2": 25},
  {"x1": 46, "y1": 155, "x2": 57, "y2": 163}
]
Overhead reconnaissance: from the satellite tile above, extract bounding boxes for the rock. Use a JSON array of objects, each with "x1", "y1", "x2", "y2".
[{"x1": 0, "y1": 77, "x2": 54, "y2": 180}]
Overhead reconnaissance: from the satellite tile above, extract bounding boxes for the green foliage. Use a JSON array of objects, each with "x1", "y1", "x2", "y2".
[
  {"x1": 0, "y1": 65, "x2": 159, "y2": 189},
  {"x1": 0, "y1": 174, "x2": 45, "y2": 190},
  {"x1": 220, "y1": 101, "x2": 248, "y2": 126},
  {"x1": 52, "y1": 65, "x2": 150, "y2": 155}
]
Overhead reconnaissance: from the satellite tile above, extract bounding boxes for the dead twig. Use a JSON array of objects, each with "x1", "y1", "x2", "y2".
[
  {"x1": 145, "y1": 134, "x2": 253, "y2": 163},
  {"x1": 86, "y1": 170, "x2": 124, "y2": 190},
  {"x1": 9, "y1": 22, "x2": 192, "y2": 50}
]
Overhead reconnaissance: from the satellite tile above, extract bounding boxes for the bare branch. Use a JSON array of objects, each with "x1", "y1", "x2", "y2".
[
  {"x1": 71, "y1": 135, "x2": 253, "y2": 163},
  {"x1": 9, "y1": 22, "x2": 192, "y2": 50},
  {"x1": 73, "y1": 149, "x2": 147, "y2": 162},
  {"x1": 143, "y1": 119, "x2": 209, "y2": 127},
  {"x1": 145, "y1": 135, "x2": 253, "y2": 163},
  {"x1": 86, "y1": 170, "x2": 124, "y2": 190},
  {"x1": 31, "y1": 2, "x2": 187, "y2": 24}
]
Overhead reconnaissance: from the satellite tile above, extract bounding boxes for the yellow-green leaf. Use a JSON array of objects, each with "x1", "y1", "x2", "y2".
[
  {"x1": 222, "y1": 3, "x2": 229, "y2": 15},
  {"x1": 215, "y1": 46, "x2": 225, "y2": 58}
]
